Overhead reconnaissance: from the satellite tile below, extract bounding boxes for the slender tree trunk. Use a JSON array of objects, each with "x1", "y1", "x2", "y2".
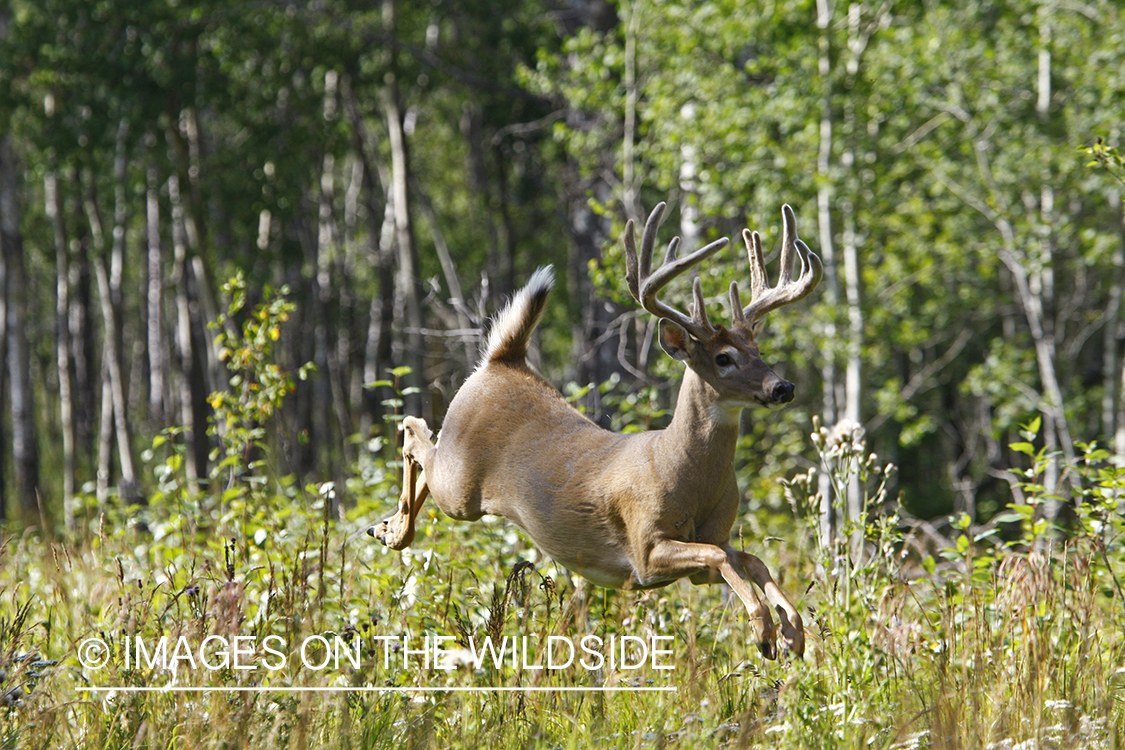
[
  {"x1": 414, "y1": 184, "x2": 476, "y2": 370},
  {"x1": 343, "y1": 155, "x2": 364, "y2": 413},
  {"x1": 46, "y1": 165, "x2": 77, "y2": 528},
  {"x1": 95, "y1": 255, "x2": 137, "y2": 498},
  {"x1": 315, "y1": 152, "x2": 336, "y2": 470},
  {"x1": 621, "y1": 0, "x2": 641, "y2": 222},
  {"x1": 314, "y1": 69, "x2": 352, "y2": 499},
  {"x1": 365, "y1": 195, "x2": 397, "y2": 437},
  {"x1": 493, "y1": 143, "x2": 520, "y2": 298},
  {"x1": 82, "y1": 178, "x2": 114, "y2": 505},
  {"x1": 816, "y1": 0, "x2": 839, "y2": 550},
  {"x1": 169, "y1": 105, "x2": 223, "y2": 397},
  {"x1": 462, "y1": 105, "x2": 507, "y2": 297},
  {"x1": 68, "y1": 169, "x2": 96, "y2": 457},
  {"x1": 1111, "y1": 190, "x2": 1125, "y2": 462},
  {"x1": 340, "y1": 156, "x2": 362, "y2": 437},
  {"x1": 83, "y1": 125, "x2": 138, "y2": 503},
  {"x1": 678, "y1": 105, "x2": 700, "y2": 248},
  {"x1": 168, "y1": 172, "x2": 204, "y2": 492},
  {"x1": 994, "y1": 225, "x2": 1076, "y2": 479},
  {"x1": 0, "y1": 134, "x2": 41, "y2": 523},
  {"x1": 0, "y1": 220, "x2": 5, "y2": 523},
  {"x1": 842, "y1": 200, "x2": 863, "y2": 526},
  {"x1": 147, "y1": 164, "x2": 167, "y2": 425},
  {"x1": 96, "y1": 356, "x2": 114, "y2": 504},
  {"x1": 345, "y1": 84, "x2": 397, "y2": 439},
  {"x1": 342, "y1": 77, "x2": 394, "y2": 437},
  {"x1": 70, "y1": 241, "x2": 95, "y2": 455},
  {"x1": 1035, "y1": 9, "x2": 1067, "y2": 518},
  {"x1": 0, "y1": 154, "x2": 7, "y2": 524},
  {"x1": 842, "y1": 4, "x2": 866, "y2": 536},
  {"x1": 385, "y1": 111, "x2": 426, "y2": 417},
  {"x1": 567, "y1": 166, "x2": 616, "y2": 424},
  {"x1": 382, "y1": 2, "x2": 426, "y2": 419},
  {"x1": 109, "y1": 122, "x2": 137, "y2": 499}
]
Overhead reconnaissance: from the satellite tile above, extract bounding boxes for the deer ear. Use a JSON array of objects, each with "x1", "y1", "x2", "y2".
[{"x1": 658, "y1": 319, "x2": 698, "y2": 362}]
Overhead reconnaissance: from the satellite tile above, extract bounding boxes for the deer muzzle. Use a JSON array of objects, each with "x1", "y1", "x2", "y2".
[{"x1": 769, "y1": 380, "x2": 795, "y2": 404}]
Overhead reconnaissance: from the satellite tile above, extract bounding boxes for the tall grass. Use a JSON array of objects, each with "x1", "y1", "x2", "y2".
[{"x1": 1, "y1": 282, "x2": 1122, "y2": 748}]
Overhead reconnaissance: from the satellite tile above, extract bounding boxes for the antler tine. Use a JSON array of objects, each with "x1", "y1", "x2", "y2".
[
  {"x1": 624, "y1": 202, "x2": 669, "y2": 301},
  {"x1": 624, "y1": 217, "x2": 640, "y2": 300},
  {"x1": 729, "y1": 281, "x2": 747, "y2": 327},
  {"x1": 690, "y1": 277, "x2": 713, "y2": 332},
  {"x1": 741, "y1": 204, "x2": 824, "y2": 327},
  {"x1": 623, "y1": 202, "x2": 729, "y2": 340},
  {"x1": 743, "y1": 228, "x2": 769, "y2": 300},
  {"x1": 639, "y1": 201, "x2": 665, "y2": 284},
  {"x1": 777, "y1": 204, "x2": 796, "y2": 285}
]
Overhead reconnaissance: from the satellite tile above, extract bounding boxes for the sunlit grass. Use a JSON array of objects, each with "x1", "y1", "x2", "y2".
[{"x1": 2, "y1": 470, "x2": 1122, "y2": 749}]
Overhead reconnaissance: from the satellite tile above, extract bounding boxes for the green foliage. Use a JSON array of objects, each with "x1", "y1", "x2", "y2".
[
  {"x1": 209, "y1": 273, "x2": 314, "y2": 483},
  {"x1": 774, "y1": 417, "x2": 1124, "y2": 748},
  {"x1": 565, "y1": 372, "x2": 669, "y2": 433},
  {"x1": 136, "y1": 277, "x2": 316, "y2": 553},
  {"x1": 1081, "y1": 137, "x2": 1125, "y2": 195}
]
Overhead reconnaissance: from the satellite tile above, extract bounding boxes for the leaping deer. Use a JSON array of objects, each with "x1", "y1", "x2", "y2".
[{"x1": 369, "y1": 202, "x2": 821, "y2": 659}]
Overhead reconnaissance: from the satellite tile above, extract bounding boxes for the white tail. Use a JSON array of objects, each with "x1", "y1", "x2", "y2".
[
  {"x1": 369, "y1": 202, "x2": 821, "y2": 659},
  {"x1": 481, "y1": 265, "x2": 554, "y2": 364}
]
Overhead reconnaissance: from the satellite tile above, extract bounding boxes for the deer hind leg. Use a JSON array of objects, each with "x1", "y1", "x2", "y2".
[
  {"x1": 368, "y1": 417, "x2": 436, "y2": 550},
  {"x1": 641, "y1": 539, "x2": 779, "y2": 660}
]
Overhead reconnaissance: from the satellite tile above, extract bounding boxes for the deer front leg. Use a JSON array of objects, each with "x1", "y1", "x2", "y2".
[
  {"x1": 731, "y1": 550, "x2": 805, "y2": 658},
  {"x1": 642, "y1": 539, "x2": 779, "y2": 660},
  {"x1": 368, "y1": 417, "x2": 435, "y2": 550}
]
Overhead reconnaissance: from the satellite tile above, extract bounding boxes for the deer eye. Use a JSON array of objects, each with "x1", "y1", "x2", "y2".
[{"x1": 715, "y1": 353, "x2": 734, "y2": 368}]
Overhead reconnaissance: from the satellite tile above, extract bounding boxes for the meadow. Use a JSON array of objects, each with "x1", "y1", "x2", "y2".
[{"x1": 1, "y1": 286, "x2": 1123, "y2": 750}]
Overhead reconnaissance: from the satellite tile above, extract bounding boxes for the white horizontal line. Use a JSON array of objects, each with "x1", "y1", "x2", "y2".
[{"x1": 79, "y1": 686, "x2": 675, "y2": 693}]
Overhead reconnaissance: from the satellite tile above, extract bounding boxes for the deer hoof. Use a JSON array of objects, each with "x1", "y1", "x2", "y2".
[
  {"x1": 780, "y1": 631, "x2": 805, "y2": 659},
  {"x1": 748, "y1": 616, "x2": 779, "y2": 661},
  {"x1": 369, "y1": 515, "x2": 415, "y2": 550},
  {"x1": 777, "y1": 608, "x2": 805, "y2": 659}
]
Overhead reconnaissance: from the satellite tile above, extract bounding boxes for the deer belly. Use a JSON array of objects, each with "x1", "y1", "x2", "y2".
[
  {"x1": 548, "y1": 545, "x2": 635, "y2": 589},
  {"x1": 511, "y1": 515, "x2": 635, "y2": 589}
]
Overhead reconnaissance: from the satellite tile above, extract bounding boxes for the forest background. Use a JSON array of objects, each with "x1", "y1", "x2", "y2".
[
  {"x1": 1, "y1": 0, "x2": 1125, "y2": 747},
  {"x1": 1, "y1": 0, "x2": 1124, "y2": 533}
]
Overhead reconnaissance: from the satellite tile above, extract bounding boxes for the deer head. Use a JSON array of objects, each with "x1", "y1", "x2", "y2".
[{"x1": 624, "y1": 202, "x2": 823, "y2": 412}]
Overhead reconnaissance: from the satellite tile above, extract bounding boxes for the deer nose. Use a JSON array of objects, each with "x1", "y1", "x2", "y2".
[{"x1": 771, "y1": 381, "x2": 795, "y2": 404}]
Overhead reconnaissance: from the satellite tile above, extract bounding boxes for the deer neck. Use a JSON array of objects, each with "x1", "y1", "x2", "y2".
[{"x1": 659, "y1": 368, "x2": 741, "y2": 469}]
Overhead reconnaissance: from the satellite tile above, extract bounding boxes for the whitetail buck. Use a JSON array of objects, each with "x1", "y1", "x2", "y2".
[{"x1": 369, "y1": 202, "x2": 821, "y2": 658}]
